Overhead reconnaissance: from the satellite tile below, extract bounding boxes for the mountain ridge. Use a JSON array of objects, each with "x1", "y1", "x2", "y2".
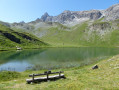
[
  {"x1": 1, "y1": 4, "x2": 119, "y2": 47},
  {"x1": 1, "y1": 4, "x2": 119, "y2": 26}
]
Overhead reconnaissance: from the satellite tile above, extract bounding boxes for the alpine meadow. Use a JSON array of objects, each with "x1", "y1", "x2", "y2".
[{"x1": 0, "y1": 1, "x2": 119, "y2": 90}]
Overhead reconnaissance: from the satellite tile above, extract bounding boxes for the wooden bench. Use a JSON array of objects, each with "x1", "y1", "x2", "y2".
[{"x1": 26, "y1": 71, "x2": 66, "y2": 84}]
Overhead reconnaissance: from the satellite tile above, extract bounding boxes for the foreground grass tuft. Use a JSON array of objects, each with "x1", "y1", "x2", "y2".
[{"x1": 0, "y1": 71, "x2": 20, "y2": 81}]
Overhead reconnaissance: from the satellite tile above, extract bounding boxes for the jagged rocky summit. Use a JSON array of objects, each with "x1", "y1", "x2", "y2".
[
  {"x1": 39, "y1": 4, "x2": 119, "y2": 24},
  {"x1": 1, "y1": 3, "x2": 119, "y2": 28}
]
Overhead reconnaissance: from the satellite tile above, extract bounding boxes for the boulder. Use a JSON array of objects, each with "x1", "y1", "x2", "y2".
[{"x1": 92, "y1": 65, "x2": 98, "y2": 69}]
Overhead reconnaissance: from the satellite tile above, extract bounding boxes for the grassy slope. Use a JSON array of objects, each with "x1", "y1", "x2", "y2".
[
  {"x1": 0, "y1": 24, "x2": 47, "y2": 50},
  {"x1": 41, "y1": 23, "x2": 88, "y2": 47},
  {"x1": 40, "y1": 20, "x2": 119, "y2": 47},
  {"x1": 0, "y1": 55, "x2": 119, "y2": 90},
  {"x1": 10, "y1": 19, "x2": 119, "y2": 47}
]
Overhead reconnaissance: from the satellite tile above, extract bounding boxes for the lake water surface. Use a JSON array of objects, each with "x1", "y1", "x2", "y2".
[{"x1": 0, "y1": 47, "x2": 119, "y2": 72}]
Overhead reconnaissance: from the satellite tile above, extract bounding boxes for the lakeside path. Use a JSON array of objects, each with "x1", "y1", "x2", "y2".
[{"x1": 0, "y1": 55, "x2": 119, "y2": 90}]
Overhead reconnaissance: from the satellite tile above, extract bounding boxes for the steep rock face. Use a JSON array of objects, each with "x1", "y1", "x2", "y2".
[
  {"x1": 104, "y1": 4, "x2": 119, "y2": 21},
  {"x1": 41, "y1": 12, "x2": 53, "y2": 22},
  {"x1": 89, "y1": 22, "x2": 112, "y2": 31},
  {"x1": 71, "y1": 10, "x2": 102, "y2": 20},
  {"x1": 52, "y1": 10, "x2": 75, "y2": 23},
  {"x1": 40, "y1": 10, "x2": 102, "y2": 24},
  {"x1": 39, "y1": 4, "x2": 119, "y2": 24}
]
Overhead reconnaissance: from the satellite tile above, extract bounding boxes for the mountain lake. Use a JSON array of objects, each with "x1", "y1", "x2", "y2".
[{"x1": 0, "y1": 47, "x2": 119, "y2": 72}]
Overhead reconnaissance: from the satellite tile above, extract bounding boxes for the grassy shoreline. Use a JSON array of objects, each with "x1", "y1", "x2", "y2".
[
  {"x1": 0, "y1": 55, "x2": 119, "y2": 90},
  {"x1": 1, "y1": 45, "x2": 118, "y2": 51}
]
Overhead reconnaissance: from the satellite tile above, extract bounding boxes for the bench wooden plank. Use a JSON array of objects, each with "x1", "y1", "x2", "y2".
[
  {"x1": 26, "y1": 71, "x2": 65, "y2": 84},
  {"x1": 26, "y1": 74, "x2": 65, "y2": 83},
  {"x1": 27, "y1": 74, "x2": 64, "y2": 81},
  {"x1": 29, "y1": 71, "x2": 64, "y2": 77}
]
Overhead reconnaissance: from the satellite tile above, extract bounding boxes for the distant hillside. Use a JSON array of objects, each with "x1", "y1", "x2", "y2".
[
  {"x1": 1, "y1": 4, "x2": 119, "y2": 47},
  {"x1": 0, "y1": 24, "x2": 47, "y2": 50},
  {"x1": 39, "y1": 20, "x2": 119, "y2": 47}
]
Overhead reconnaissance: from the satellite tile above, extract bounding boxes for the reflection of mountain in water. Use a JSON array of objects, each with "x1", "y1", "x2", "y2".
[
  {"x1": 0, "y1": 49, "x2": 46, "y2": 64},
  {"x1": 0, "y1": 47, "x2": 119, "y2": 71},
  {"x1": 28, "y1": 47, "x2": 119, "y2": 62},
  {"x1": 26, "y1": 47, "x2": 119, "y2": 70}
]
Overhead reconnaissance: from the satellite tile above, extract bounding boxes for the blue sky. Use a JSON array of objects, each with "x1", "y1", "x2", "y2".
[{"x1": 0, "y1": 0, "x2": 118, "y2": 23}]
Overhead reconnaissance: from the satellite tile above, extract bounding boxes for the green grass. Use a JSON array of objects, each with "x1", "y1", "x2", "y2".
[
  {"x1": 40, "y1": 21, "x2": 119, "y2": 47},
  {"x1": 0, "y1": 55, "x2": 119, "y2": 90},
  {"x1": 34, "y1": 20, "x2": 118, "y2": 47},
  {"x1": 1, "y1": 19, "x2": 119, "y2": 48},
  {"x1": 0, "y1": 71, "x2": 20, "y2": 81},
  {"x1": 4, "y1": 20, "x2": 119, "y2": 48},
  {"x1": 41, "y1": 22, "x2": 88, "y2": 47},
  {"x1": 0, "y1": 24, "x2": 47, "y2": 50}
]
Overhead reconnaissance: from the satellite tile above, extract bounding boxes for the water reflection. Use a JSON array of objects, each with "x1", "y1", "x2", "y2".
[{"x1": 0, "y1": 47, "x2": 119, "y2": 72}]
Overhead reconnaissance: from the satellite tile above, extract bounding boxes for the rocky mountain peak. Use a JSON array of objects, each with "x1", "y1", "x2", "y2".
[
  {"x1": 39, "y1": 9, "x2": 103, "y2": 24},
  {"x1": 19, "y1": 21, "x2": 25, "y2": 24},
  {"x1": 35, "y1": 18, "x2": 41, "y2": 22},
  {"x1": 43, "y1": 12, "x2": 49, "y2": 16},
  {"x1": 36, "y1": 4, "x2": 119, "y2": 25},
  {"x1": 61, "y1": 10, "x2": 72, "y2": 17},
  {"x1": 41, "y1": 12, "x2": 50, "y2": 21},
  {"x1": 3, "y1": 3, "x2": 119, "y2": 29},
  {"x1": 62, "y1": 10, "x2": 71, "y2": 14},
  {"x1": 107, "y1": 4, "x2": 119, "y2": 11},
  {"x1": 104, "y1": 4, "x2": 119, "y2": 21}
]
